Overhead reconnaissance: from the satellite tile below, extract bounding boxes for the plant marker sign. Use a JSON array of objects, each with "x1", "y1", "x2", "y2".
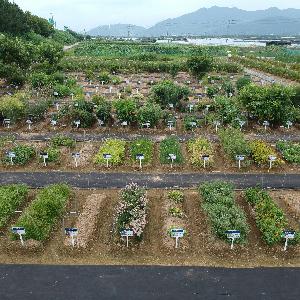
[
  {"x1": 202, "y1": 155, "x2": 210, "y2": 168},
  {"x1": 263, "y1": 121, "x2": 270, "y2": 131},
  {"x1": 12, "y1": 227, "x2": 25, "y2": 246},
  {"x1": 188, "y1": 104, "x2": 194, "y2": 113},
  {"x1": 225, "y1": 230, "x2": 241, "y2": 250},
  {"x1": 142, "y1": 121, "x2": 151, "y2": 129},
  {"x1": 213, "y1": 120, "x2": 221, "y2": 133},
  {"x1": 169, "y1": 154, "x2": 176, "y2": 168},
  {"x1": 50, "y1": 119, "x2": 57, "y2": 127},
  {"x1": 189, "y1": 121, "x2": 197, "y2": 130},
  {"x1": 54, "y1": 102, "x2": 60, "y2": 111},
  {"x1": 236, "y1": 155, "x2": 245, "y2": 169},
  {"x1": 121, "y1": 121, "x2": 128, "y2": 127},
  {"x1": 72, "y1": 153, "x2": 80, "y2": 168},
  {"x1": 167, "y1": 120, "x2": 174, "y2": 131},
  {"x1": 282, "y1": 231, "x2": 295, "y2": 251},
  {"x1": 26, "y1": 119, "x2": 33, "y2": 130},
  {"x1": 103, "y1": 154, "x2": 112, "y2": 168},
  {"x1": 136, "y1": 154, "x2": 145, "y2": 169},
  {"x1": 65, "y1": 228, "x2": 78, "y2": 247},
  {"x1": 74, "y1": 120, "x2": 81, "y2": 129},
  {"x1": 286, "y1": 121, "x2": 293, "y2": 130},
  {"x1": 40, "y1": 152, "x2": 49, "y2": 167},
  {"x1": 7, "y1": 151, "x2": 16, "y2": 165},
  {"x1": 239, "y1": 120, "x2": 246, "y2": 130},
  {"x1": 268, "y1": 155, "x2": 277, "y2": 170},
  {"x1": 168, "y1": 103, "x2": 174, "y2": 109},
  {"x1": 3, "y1": 119, "x2": 11, "y2": 128},
  {"x1": 170, "y1": 228, "x2": 185, "y2": 249},
  {"x1": 120, "y1": 229, "x2": 134, "y2": 248}
]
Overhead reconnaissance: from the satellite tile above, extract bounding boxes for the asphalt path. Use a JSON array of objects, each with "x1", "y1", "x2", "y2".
[
  {"x1": 0, "y1": 172, "x2": 300, "y2": 189},
  {"x1": 0, "y1": 265, "x2": 299, "y2": 300},
  {"x1": 1, "y1": 132, "x2": 300, "y2": 142}
]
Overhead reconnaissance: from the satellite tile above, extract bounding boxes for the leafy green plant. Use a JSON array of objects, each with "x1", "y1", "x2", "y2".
[
  {"x1": 137, "y1": 102, "x2": 162, "y2": 128},
  {"x1": 5, "y1": 145, "x2": 35, "y2": 166},
  {"x1": 187, "y1": 55, "x2": 213, "y2": 78},
  {"x1": 51, "y1": 135, "x2": 76, "y2": 149},
  {"x1": 0, "y1": 184, "x2": 28, "y2": 228},
  {"x1": 114, "y1": 98, "x2": 137, "y2": 124},
  {"x1": 183, "y1": 115, "x2": 199, "y2": 131},
  {"x1": 187, "y1": 138, "x2": 214, "y2": 167},
  {"x1": 159, "y1": 137, "x2": 183, "y2": 165},
  {"x1": 276, "y1": 141, "x2": 300, "y2": 164},
  {"x1": 0, "y1": 93, "x2": 27, "y2": 122},
  {"x1": 94, "y1": 98, "x2": 112, "y2": 124},
  {"x1": 130, "y1": 139, "x2": 154, "y2": 165},
  {"x1": 150, "y1": 80, "x2": 190, "y2": 109},
  {"x1": 219, "y1": 128, "x2": 251, "y2": 160},
  {"x1": 249, "y1": 140, "x2": 283, "y2": 167},
  {"x1": 14, "y1": 184, "x2": 70, "y2": 241},
  {"x1": 94, "y1": 139, "x2": 126, "y2": 166},
  {"x1": 245, "y1": 187, "x2": 299, "y2": 245},
  {"x1": 168, "y1": 190, "x2": 184, "y2": 204},
  {"x1": 199, "y1": 181, "x2": 249, "y2": 243},
  {"x1": 169, "y1": 207, "x2": 183, "y2": 218},
  {"x1": 40, "y1": 147, "x2": 60, "y2": 163}
]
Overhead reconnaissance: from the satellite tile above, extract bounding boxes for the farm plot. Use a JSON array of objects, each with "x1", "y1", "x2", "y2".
[
  {"x1": 161, "y1": 190, "x2": 189, "y2": 250},
  {"x1": 64, "y1": 193, "x2": 107, "y2": 249}
]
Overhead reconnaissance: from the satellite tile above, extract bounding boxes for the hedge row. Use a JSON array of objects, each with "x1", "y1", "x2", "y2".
[
  {"x1": 245, "y1": 187, "x2": 299, "y2": 246},
  {"x1": 198, "y1": 181, "x2": 249, "y2": 243},
  {"x1": 14, "y1": 184, "x2": 70, "y2": 241}
]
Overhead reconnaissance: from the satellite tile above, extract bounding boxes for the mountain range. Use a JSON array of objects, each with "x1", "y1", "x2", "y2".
[{"x1": 88, "y1": 6, "x2": 300, "y2": 37}]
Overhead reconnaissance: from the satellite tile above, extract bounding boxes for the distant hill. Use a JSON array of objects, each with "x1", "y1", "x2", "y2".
[{"x1": 88, "y1": 6, "x2": 300, "y2": 37}]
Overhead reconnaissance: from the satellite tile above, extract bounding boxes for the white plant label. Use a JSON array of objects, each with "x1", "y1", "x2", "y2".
[
  {"x1": 225, "y1": 230, "x2": 241, "y2": 249},
  {"x1": 171, "y1": 228, "x2": 185, "y2": 249}
]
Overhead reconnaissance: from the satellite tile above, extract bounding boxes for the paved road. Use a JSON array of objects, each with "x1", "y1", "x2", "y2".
[
  {"x1": 1, "y1": 132, "x2": 300, "y2": 143},
  {"x1": 0, "y1": 265, "x2": 299, "y2": 300},
  {"x1": 0, "y1": 172, "x2": 300, "y2": 189}
]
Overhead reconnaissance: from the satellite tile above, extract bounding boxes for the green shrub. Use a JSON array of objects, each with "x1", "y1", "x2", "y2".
[
  {"x1": 0, "y1": 93, "x2": 27, "y2": 122},
  {"x1": 199, "y1": 181, "x2": 249, "y2": 243},
  {"x1": 187, "y1": 138, "x2": 214, "y2": 167},
  {"x1": 5, "y1": 145, "x2": 35, "y2": 166},
  {"x1": 183, "y1": 115, "x2": 199, "y2": 131},
  {"x1": 14, "y1": 184, "x2": 70, "y2": 241},
  {"x1": 159, "y1": 137, "x2": 183, "y2": 164},
  {"x1": 245, "y1": 187, "x2": 299, "y2": 245},
  {"x1": 51, "y1": 135, "x2": 76, "y2": 148},
  {"x1": 0, "y1": 184, "x2": 28, "y2": 228},
  {"x1": 26, "y1": 99, "x2": 51, "y2": 122},
  {"x1": 219, "y1": 128, "x2": 251, "y2": 160},
  {"x1": 40, "y1": 147, "x2": 60, "y2": 163},
  {"x1": 276, "y1": 141, "x2": 300, "y2": 164},
  {"x1": 150, "y1": 80, "x2": 190, "y2": 109},
  {"x1": 114, "y1": 99, "x2": 137, "y2": 124},
  {"x1": 130, "y1": 139, "x2": 154, "y2": 164},
  {"x1": 249, "y1": 140, "x2": 283, "y2": 167},
  {"x1": 94, "y1": 139, "x2": 126, "y2": 166},
  {"x1": 94, "y1": 98, "x2": 112, "y2": 124},
  {"x1": 137, "y1": 102, "x2": 162, "y2": 128}
]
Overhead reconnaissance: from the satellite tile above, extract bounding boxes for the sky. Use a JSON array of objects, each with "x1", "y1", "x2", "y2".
[{"x1": 13, "y1": 0, "x2": 300, "y2": 32}]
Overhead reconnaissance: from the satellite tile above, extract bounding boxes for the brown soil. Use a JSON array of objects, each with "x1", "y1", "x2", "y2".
[{"x1": 0, "y1": 188, "x2": 299, "y2": 267}]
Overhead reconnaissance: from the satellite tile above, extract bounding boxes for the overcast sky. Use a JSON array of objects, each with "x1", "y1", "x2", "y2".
[{"x1": 14, "y1": 0, "x2": 300, "y2": 32}]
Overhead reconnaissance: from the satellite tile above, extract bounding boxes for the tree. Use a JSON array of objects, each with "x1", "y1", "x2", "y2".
[
  {"x1": 114, "y1": 99, "x2": 137, "y2": 124},
  {"x1": 137, "y1": 102, "x2": 162, "y2": 127},
  {"x1": 239, "y1": 84, "x2": 295, "y2": 125},
  {"x1": 187, "y1": 56, "x2": 213, "y2": 78},
  {"x1": 95, "y1": 98, "x2": 112, "y2": 124},
  {"x1": 150, "y1": 80, "x2": 190, "y2": 109}
]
